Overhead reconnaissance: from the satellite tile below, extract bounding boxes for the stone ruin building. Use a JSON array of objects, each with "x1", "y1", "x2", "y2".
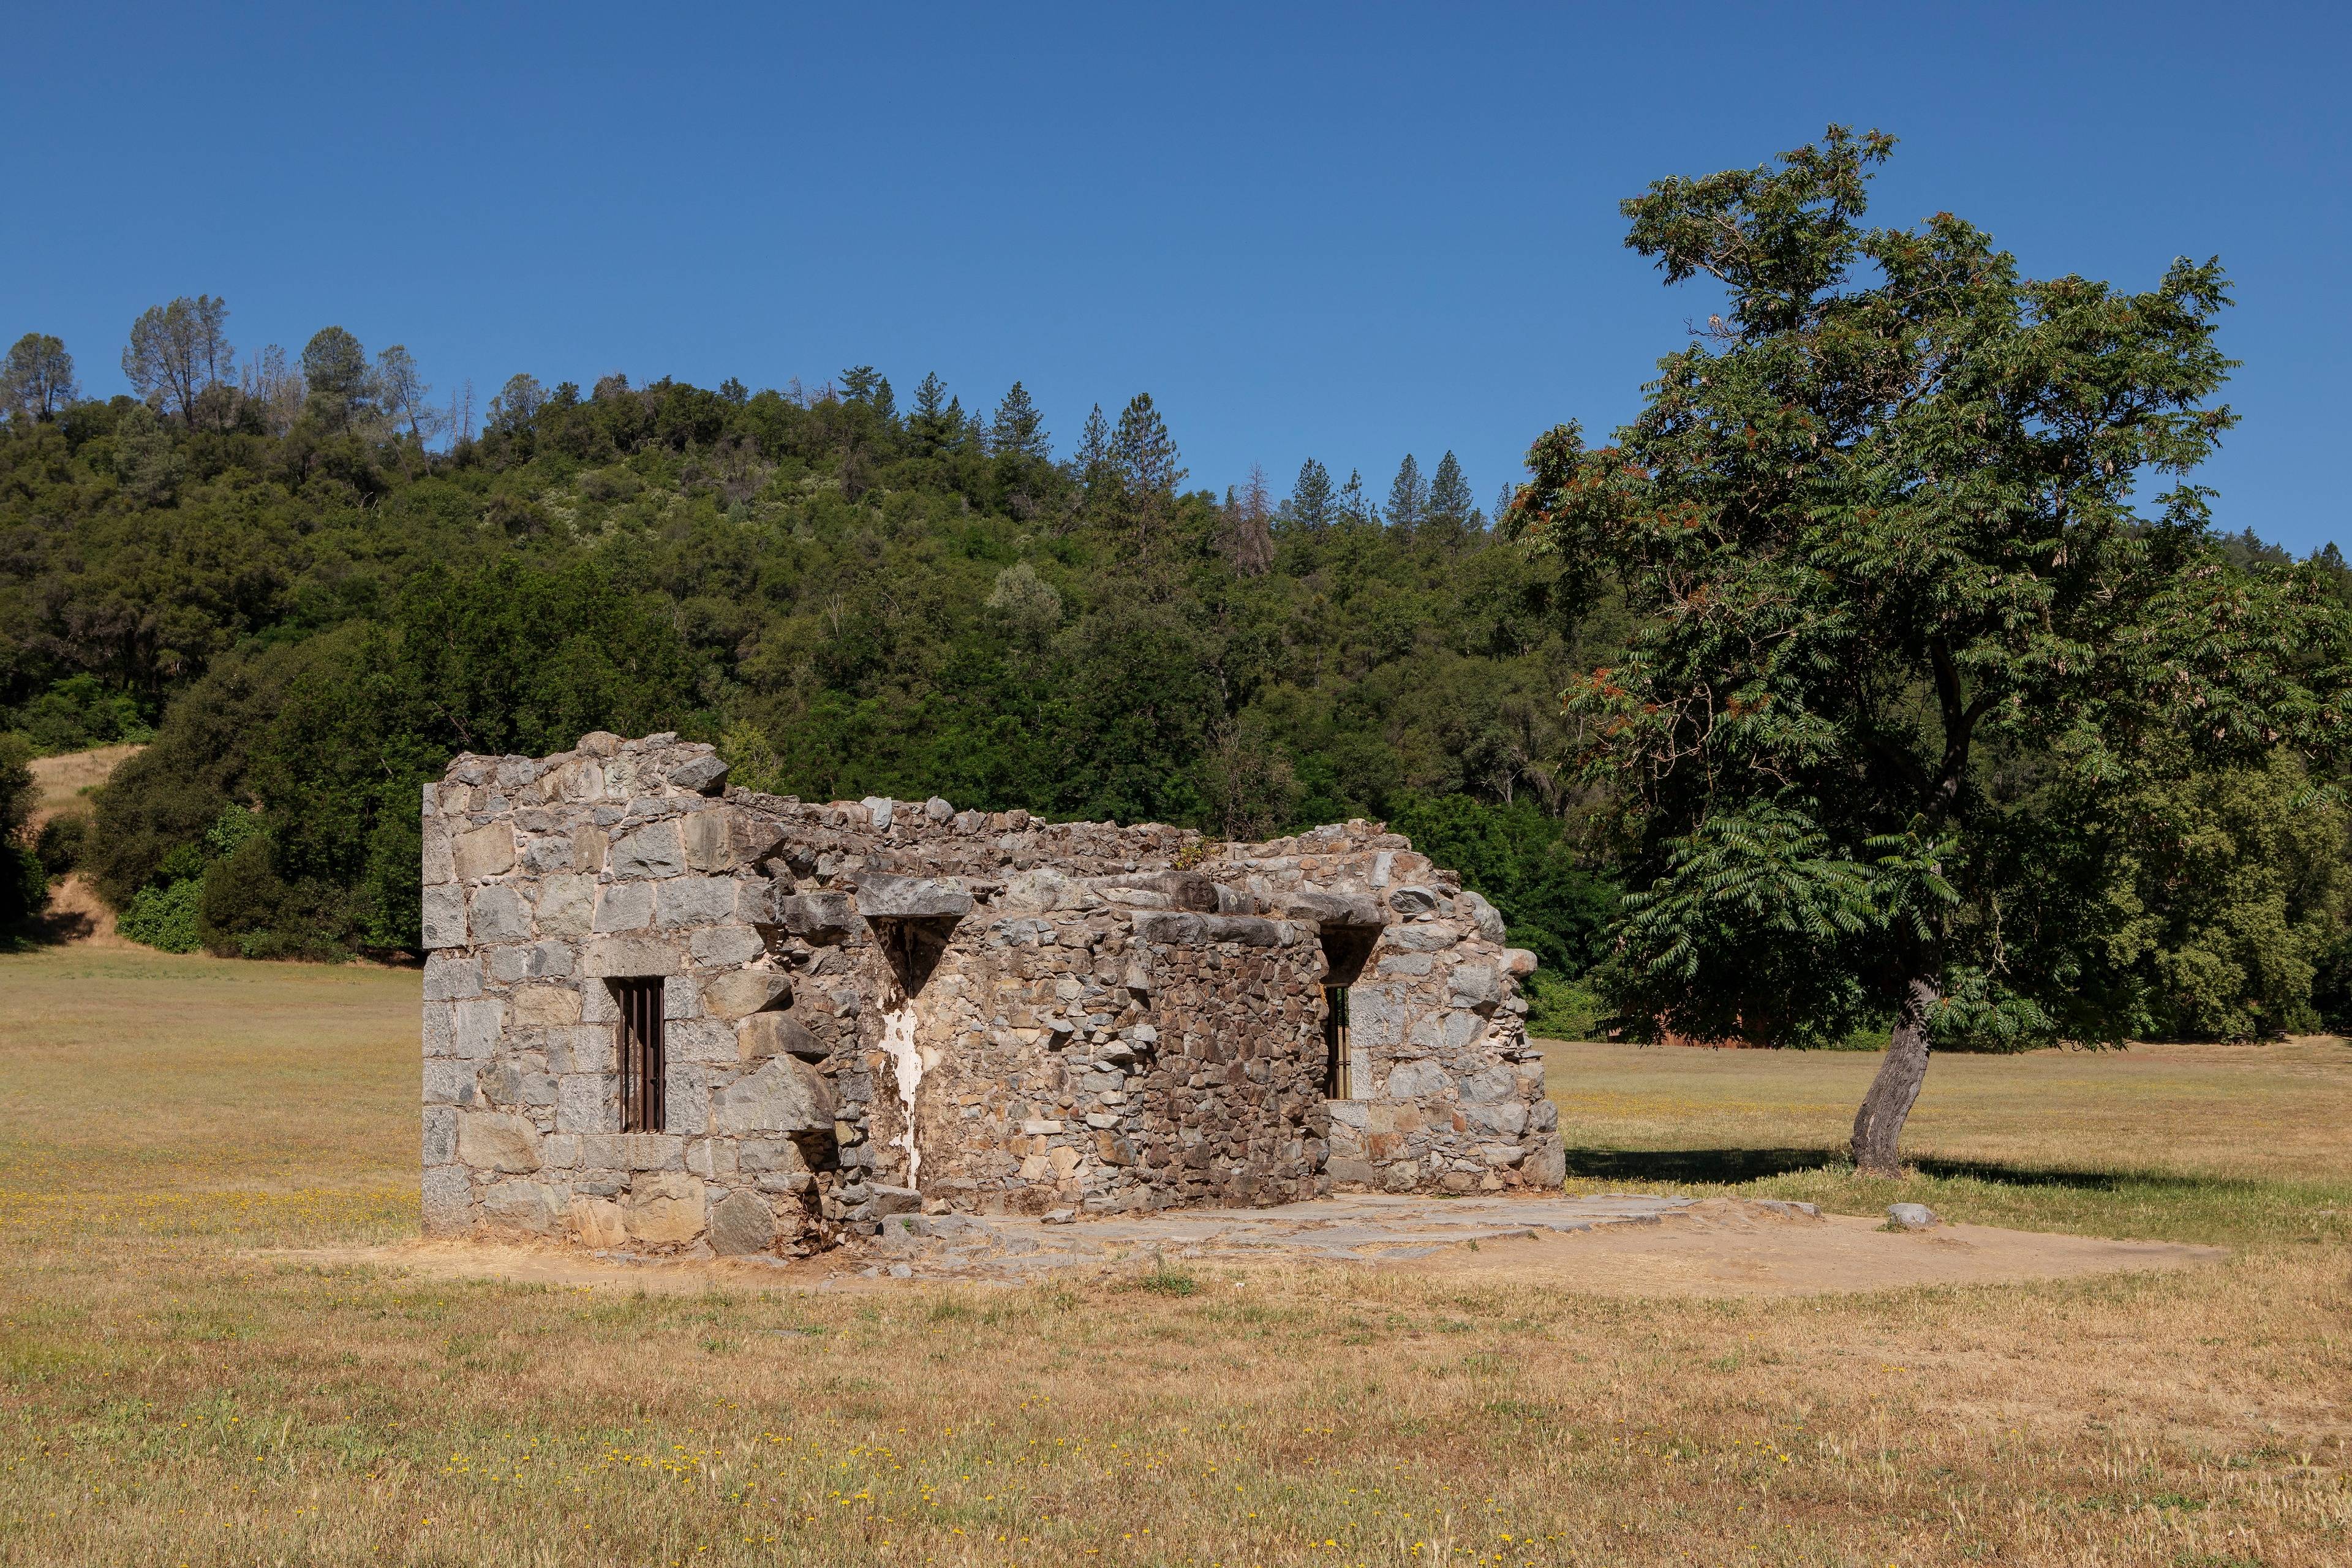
[{"x1": 419, "y1": 731, "x2": 1564, "y2": 1257}]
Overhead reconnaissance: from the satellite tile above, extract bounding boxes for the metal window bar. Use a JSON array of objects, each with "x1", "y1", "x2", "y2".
[
  {"x1": 1322, "y1": 984, "x2": 1351, "y2": 1099},
  {"x1": 616, "y1": 978, "x2": 666, "y2": 1133}
]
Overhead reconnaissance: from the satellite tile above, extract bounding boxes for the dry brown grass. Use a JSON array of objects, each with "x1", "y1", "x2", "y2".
[
  {"x1": 21, "y1": 743, "x2": 141, "y2": 830},
  {"x1": 1, "y1": 946, "x2": 2346, "y2": 1566}
]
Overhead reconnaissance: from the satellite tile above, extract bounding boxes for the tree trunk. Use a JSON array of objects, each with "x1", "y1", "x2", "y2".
[{"x1": 1850, "y1": 975, "x2": 1939, "y2": 1176}]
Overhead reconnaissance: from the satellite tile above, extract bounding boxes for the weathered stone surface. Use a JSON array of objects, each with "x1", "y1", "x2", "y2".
[
  {"x1": 1457, "y1": 889, "x2": 1509, "y2": 944},
  {"x1": 1521, "y1": 1139, "x2": 1566, "y2": 1188},
  {"x1": 778, "y1": 892, "x2": 858, "y2": 941},
  {"x1": 625, "y1": 1172, "x2": 707, "y2": 1244},
  {"x1": 707, "y1": 1190, "x2": 776, "y2": 1254},
  {"x1": 580, "y1": 1133, "x2": 683, "y2": 1171},
  {"x1": 423, "y1": 821, "x2": 457, "y2": 885},
  {"x1": 422, "y1": 951, "x2": 482, "y2": 1001},
  {"x1": 710, "y1": 1057, "x2": 837, "y2": 1134},
  {"x1": 571, "y1": 1196, "x2": 628, "y2": 1248},
  {"x1": 1500, "y1": 947, "x2": 1539, "y2": 977},
  {"x1": 458, "y1": 1110, "x2": 541, "y2": 1172},
  {"x1": 453, "y1": 824, "x2": 516, "y2": 882},
  {"x1": 702, "y1": 970, "x2": 792, "y2": 1020},
  {"x1": 592, "y1": 882, "x2": 654, "y2": 932},
  {"x1": 481, "y1": 1179, "x2": 567, "y2": 1233},
  {"x1": 855, "y1": 873, "x2": 973, "y2": 920},
  {"x1": 582, "y1": 936, "x2": 685, "y2": 978},
  {"x1": 1286, "y1": 889, "x2": 1384, "y2": 927},
  {"x1": 533, "y1": 874, "x2": 595, "y2": 937},
  {"x1": 421, "y1": 1166, "x2": 472, "y2": 1233},
  {"x1": 1448, "y1": 964, "x2": 1502, "y2": 1011},
  {"x1": 609, "y1": 820, "x2": 686, "y2": 879},
  {"x1": 1387, "y1": 884, "x2": 1438, "y2": 915},
  {"x1": 689, "y1": 925, "x2": 765, "y2": 966},
  {"x1": 1458, "y1": 1065, "x2": 1517, "y2": 1103},
  {"x1": 490, "y1": 941, "x2": 573, "y2": 984},
  {"x1": 1385, "y1": 1059, "x2": 1451, "y2": 1099},
  {"x1": 421, "y1": 886, "x2": 467, "y2": 949},
  {"x1": 453, "y1": 999, "x2": 505, "y2": 1058},
  {"x1": 469, "y1": 884, "x2": 533, "y2": 943},
  {"x1": 667, "y1": 753, "x2": 730, "y2": 794},
  {"x1": 681, "y1": 808, "x2": 734, "y2": 872},
  {"x1": 656, "y1": 876, "x2": 737, "y2": 928},
  {"x1": 1887, "y1": 1202, "x2": 1939, "y2": 1231},
  {"x1": 738, "y1": 1011, "x2": 826, "y2": 1061}
]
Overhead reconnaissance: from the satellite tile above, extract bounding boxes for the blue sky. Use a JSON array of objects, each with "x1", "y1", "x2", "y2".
[{"x1": 15, "y1": 2, "x2": 2347, "y2": 552}]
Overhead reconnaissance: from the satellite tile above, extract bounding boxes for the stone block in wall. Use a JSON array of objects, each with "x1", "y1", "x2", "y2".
[
  {"x1": 855, "y1": 873, "x2": 973, "y2": 919},
  {"x1": 1463, "y1": 1101, "x2": 1529, "y2": 1137},
  {"x1": 681, "y1": 809, "x2": 734, "y2": 872},
  {"x1": 732, "y1": 879, "x2": 777, "y2": 926},
  {"x1": 1377, "y1": 952, "x2": 1433, "y2": 976},
  {"x1": 609, "y1": 820, "x2": 686, "y2": 879},
  {"x1": 573, "y1": 824, "x2": 610, "y2": 875},
  {"x1": 1447, "y1": 964, "x2": 1501, "y2": 1011},
  {"x1": 625, "y1": 1171, "x2": 706, "y2": 1244},
  {"x1": 583, "y1": 935, "x2": 685, "y2": 977},
  {"x1": 664, "y1": 1067, "x2": 710, "y2": 1136},
  {"x1": 710, "y1": 1057, "x2": 836, "y2": 1134},
  {"x1": 422, "y1": 951, "x2": 481, "y2": 1001},
  {"x1": 666, "y1": 753, "x2": 729, "y2": 794},
  {"x1": 541, "y1": 1133, "x2": 580, "y2": 1169},
  {"x1": 1501, "y1": 948, "x2": 1538, "y2": 977},
  {"x1": 1384, "y1": 1058, "x2": 1450, "y2": 1099},
  {"x1": 1458, "y1": 890, "x2": 1509, "y2": 944},
  {"x1": 580, "y1": 1133, "x2": 684, "y2": 1170},
  {"x1": 707, "y1": 1190, "x2": 774, "y2": 1254},
  {"x1": 739, "y1": 1137, "x2": 809, "y2": 1174},
  {"x1": 453, "y1": 998, "x2": 505, "y2": 1058},
  {"x1": 453, "y1": 824, "x2": 516, "y2": 882},
  {"x1": 703, "y1": 970, "x2": 791, "y2": 1020},
  {"x1": 594, "y1": 883, "x2": 654, "y2": 932},
  {"x1": 489, "y1": 940, "x2": 574, "y2": 984},
  {"x1": 421, "y1": 1166, "x2": 472, "y2": 1234},
  {"x1": 1387, "y1": 884, "x2": 1438, "y2": 914},
  {"x1": 1522, "y1": 1137, "x2": 1566, "y2": 1188},
  {"x1": 511, "y1": 984, "x2": 582, "y2": 1028},
  {"x1": 458, "y1": 1110, "x2": 542, "y2": 1172},
  {"x1": 481, "y1": 1179, "x2": 568, "y2": 1233},
  {"x1": 667, "y1": 1019, "x2": 737, "y2": 1065},
  {"x1": 777, "y1": 892, "x2": 857, "y2": 942},
  {"x1": 522, "y1": 835, "x2": 574, "y2": 874},
  {"x1": 421, "y1": 886, "x2": 467, "y2": 949},
  {"x1": 1350, "y1": 985, "x2": 1404, "y2": 1047},
  {"x1": 737, "y1": 1012, "x2": 824, "y2": 1061},
  {"x1": 469, "y1": 885, "x2": 533, "y2": 944},
  {"x1": 534, "y1": 874, "x2": 595, "y2": 937},
  {"x1": 556, "y1": 1074, "x2": 609, "y2": 1133},
  {"x1": 422, "y1": 1105, "x2": 457, "y2": 1166},
  {"x1": 571, "y1": 1196, "x2": 628, "y2": 1248},
  {"x1": 422, "y1": 1003, "x2": 454, "y2": 1058},
  {"x1": 1284, "y1": 890, "x2": 1383, "y2": 927},
  {"x1": 1407, "y1": 1009, "x2": 1485, "y2": 1052},
  {"x1": 657, "y1": 876, "x2": 737, "y2": 928},
  {"x1": 690, "y1": 925, "x2": 765, "y2": 967},
  {"x1": 1458, "y1": 1065, "x2": 1517, "y2": 1102},
  {"x1": 423, "y1": 820, "x2": 456, "y2": 885},
  {"x1": 423, "y1": 1061, "x2": 475, "y2": 1106}
]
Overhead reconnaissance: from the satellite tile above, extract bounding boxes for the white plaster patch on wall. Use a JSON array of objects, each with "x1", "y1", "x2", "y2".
[{"x1": 881, "y1": 995, "x2": 923, "y2": 1186}]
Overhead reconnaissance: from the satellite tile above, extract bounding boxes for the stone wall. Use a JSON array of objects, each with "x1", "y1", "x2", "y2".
[{"x1": 420, "y1": 731, "x2": 1562, "y2": 1257}]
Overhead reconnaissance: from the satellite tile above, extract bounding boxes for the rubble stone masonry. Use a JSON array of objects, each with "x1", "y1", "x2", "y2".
[{"x1": 420, "y1": 732, "x2": 1564, "y2": 1256}]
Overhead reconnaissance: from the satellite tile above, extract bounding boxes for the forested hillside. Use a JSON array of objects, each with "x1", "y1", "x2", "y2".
[
  {"x1": 0, "y1": 320, "x2": 1613, "y2": 997},
  {"x1": 1, "y1": 293, "x2": 2346, "y2": 1041}
]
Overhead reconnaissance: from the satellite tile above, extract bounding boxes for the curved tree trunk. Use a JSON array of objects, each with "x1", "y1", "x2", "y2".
[{"x1": 1850, "y1": 976, "x2": 1940, "y2": 1176}]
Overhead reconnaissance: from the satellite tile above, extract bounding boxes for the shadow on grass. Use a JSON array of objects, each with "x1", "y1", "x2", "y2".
[{"x1": 1564, "y1": 1145, "x2": 2298, "y2": 1197}]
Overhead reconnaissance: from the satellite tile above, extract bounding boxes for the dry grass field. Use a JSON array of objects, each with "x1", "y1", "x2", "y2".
[{"x1": 1, "y1": 945, "x2": 2346, "y2": 1566}]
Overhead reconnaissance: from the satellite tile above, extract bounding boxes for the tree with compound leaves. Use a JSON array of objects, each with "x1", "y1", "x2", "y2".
[{"x1": 1509, "y1": 127, "x2": 2352, "y2": 1173}]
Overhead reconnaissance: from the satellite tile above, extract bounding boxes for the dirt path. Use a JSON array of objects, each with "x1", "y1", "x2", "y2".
[
  {"x1": 281, "y1": 1193, "x2": 2223, "y2": 1298},
  {"x1": 20, "y1": 745, "x2": 141, "y2": 944}
]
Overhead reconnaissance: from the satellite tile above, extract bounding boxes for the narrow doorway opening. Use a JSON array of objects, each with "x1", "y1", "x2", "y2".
[
  {"x1": 612, "y1": 977, "x2": 666, "y2": 1133},
  {"x1": 1316, "y1": 926, "x2": 1379, "y2": 1100}
]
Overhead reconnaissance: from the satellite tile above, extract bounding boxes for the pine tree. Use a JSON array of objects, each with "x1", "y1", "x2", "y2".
[
  {"x1": 1336, "y1": 468, "x2": 1374, "y2": 528},
  {"x1": 1427, "y1": 450, "x2": 1474, "y2": 538},
  {"x1": 911, "y1": 371, "x2": 952, "y2": 453},
  {"x1": 991, "y1": 381, "x2": 1049, "y2": 461},
  {"x1": 1385, "y1": 454, "x2": 1428, "y2": 533},
  {"x1": 1112, "y1": 393, "x2": 1186, "y2": 559},
  {"x1": 1283, "y1": 458, "x2": 1334, "y2": 531},
  {"x1": 1074, "y1": 404, "x2": 1118, "y2": 521}
]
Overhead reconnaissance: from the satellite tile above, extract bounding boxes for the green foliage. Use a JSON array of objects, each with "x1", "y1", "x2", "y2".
[
  {"x1": 118, "y1": 877, "x2": 202, "y2": 951},
  {"x1": 1512, "y1": 127, "x2": 2352, "y2": 1053},
  {"x1": 1384, "y1": 791, "x2": 1615, "y2": 977},
  {"x1": 0, "y1": 732, "x2": 43, "y2": 926},
  {"x1": 4, "y1": 674, "x2": 153, "y2": 754}
]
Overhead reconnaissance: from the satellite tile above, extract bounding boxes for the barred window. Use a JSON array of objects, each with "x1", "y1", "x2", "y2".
[{"x1": 612, "y1": 978, "x2": 666, "y2": 1133}]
